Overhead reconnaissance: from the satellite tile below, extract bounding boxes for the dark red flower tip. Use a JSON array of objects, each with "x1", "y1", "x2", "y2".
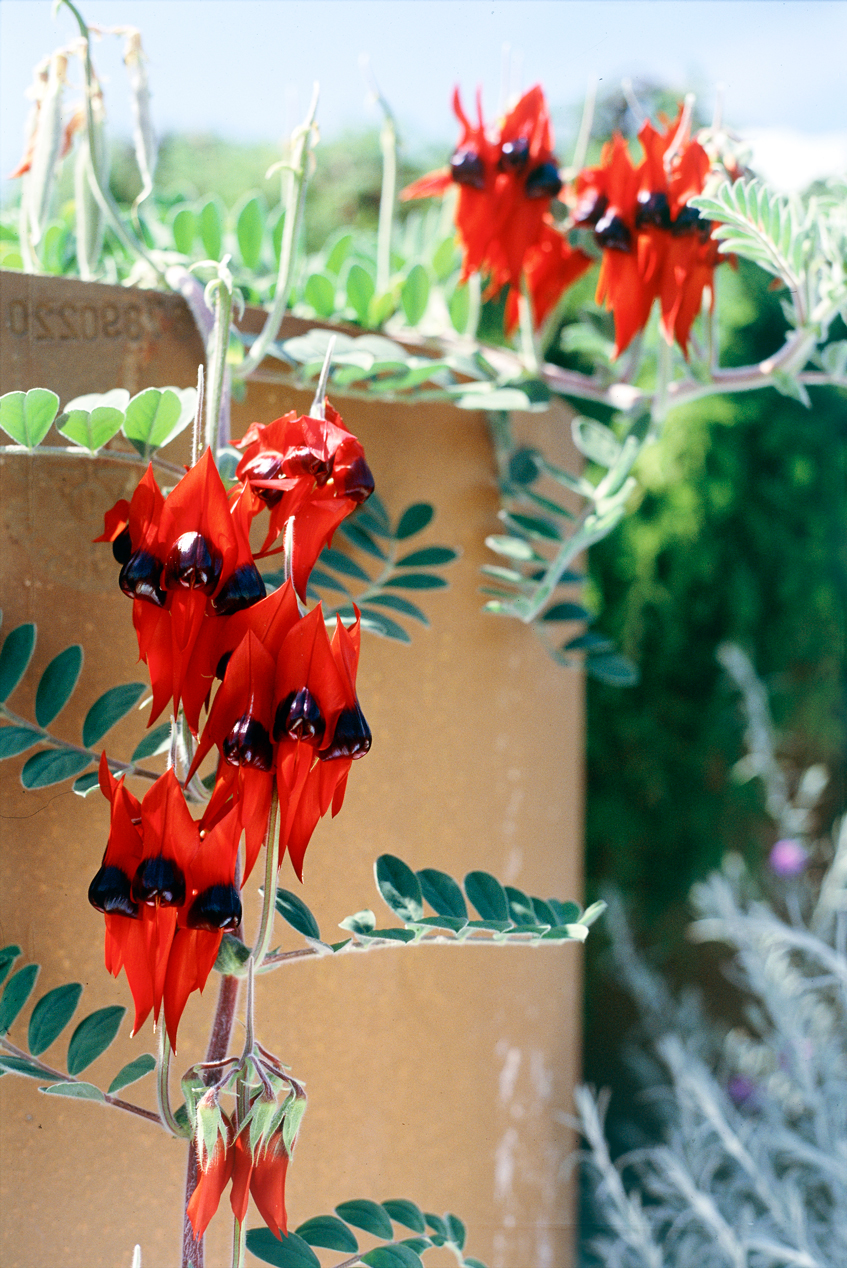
[
  {"x1": 451, "y1": 147, "x2": 486, "y2": 188},
  {"x1": 320, "y1": 703, "x2": 371, "y2": 761},
  {"x1": 186, "y1": 882, "x2": 242, "y2": 932},
  {"x1": 211, "y1": 562, "x2": 266, "y2": 616},
  {"x1": 119, "y1": 549, "x2": 166, "y2": 606},
  {"x1": 132, "y1": 855, "x2": 187, "y2": 907},
  {"x1": 274, "y1": 686, "x2": 326, "y2": 745},
  {"x1": 222, "y1": 715, "x2": 274, "y2": 771},
  {"x1": 88, "y1": 864, "x2": 139, "y2": 918},
  {"x1": 162, "y1": 531, "x2": 223, "y2": 595}
]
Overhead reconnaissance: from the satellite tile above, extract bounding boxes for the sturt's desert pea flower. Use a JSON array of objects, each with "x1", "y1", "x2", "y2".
[
  {"x1": 402, "y1": 85, "x2": 591, "y2": 332},
  {"x1": 187, "y1": 1111, "x2": 290, "y2": 1240},
  {"x1": 97, "y1": 448, "x2": 266, "y2": 732},
  {"x1": 574, "y1": 105, "x2": 724, "y2": 356},
  {"x1": 90, "y1": 755, "x2": 242, "y2": 1049},
  {"x1": 234, "y1": 402, "x2": 374, "y2": 600}
]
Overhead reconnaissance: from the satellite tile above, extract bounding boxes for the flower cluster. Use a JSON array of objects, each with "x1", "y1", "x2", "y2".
[
  {"x1": 90, "y1": 402, "x2": 374, "y2": 1048},
  {"x1": 573, "y1": 108, "x2": 723, "y2": 356},
  {"x1": 187, "y1": 1106, "x2": 290, "y2": 1240},
  {"x1": 402, "y1": 85, "x2": 591, "y2": 333}
]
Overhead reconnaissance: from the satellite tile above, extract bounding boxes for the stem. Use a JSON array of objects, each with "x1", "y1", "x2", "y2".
[
  {"x1": 157, "y1": 1028, "x2": 184, "y2": 1138},
  {"x1": 236, "y1": 84, "x2": 319, "y2": 380},
  {"x1": 570, "y1": 77, "x2": 598, "y2": 174},
  {"x1": 181, "y1": 974, "x2": 241, "y2": 1268},
  {"x1": 253, "y1": 788, "x2": 281, "y2": 966},
  {"x1": 517, "y1": 277, "x2": 540, "y2": 374},
  {"x1": 0, "y1": 702, "x2": 163, "y2": 783},
  {"x1": 376, "y1": 111, "x2": 397, "y2": 297},
  {"x1": 466, "y1": 272, "x2": 482, "y2": 344},
  {"x1": 0, "y1": 1036, "x2": 161, "y2": 1124},
  {"x1": 231, "y1": 1218, "x2": 246, "y2": 1268},
  {"x1": 309, "y1": 337, "x2": 336, "y2": 421},
  {"x1": 204, "y1": 274, "x2": 234, "y2": 456},
  {"x1": 59, "y1": 1, "x2": 165, "y2": 283},
  {"x1": 0, "y1": 445, "x2": 186, "y2": 478},
  {"x1": 191, "y1": 363, "x2": 205, "y2": 469}
]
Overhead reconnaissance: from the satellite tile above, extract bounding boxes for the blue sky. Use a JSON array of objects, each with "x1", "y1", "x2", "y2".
[{"x1": 2, "y1": 1, "x2": 846, "y2": 195}]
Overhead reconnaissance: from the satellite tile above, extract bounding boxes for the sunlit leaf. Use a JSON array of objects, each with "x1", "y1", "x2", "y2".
[
  {"x1": 131, "y1": 723, "x2": 171, "y2": 762},
  {"x1": 0, "y1": 388, "x2": 59, "y2": 448},
  {"x1": 464, "y1": 872, "x2": 509, "y2": 922},
  {"x1": 275, "y1": 890, "x2": 321, "y2": 940},
  {"x1": 416, "y1": 869, "x2": 467, "y2": 919},
  {"x1": 295, "y1": 1215, "x2": 358, "y2": 1252},
  {"x1": 246, "y1": 1229, "x2": 320, "y2": 1268},
  {"x1": 335, "y1": 1199, "x2": 394, "y2": 1239},
  {"x1": 381, "y1": 1199, "x2": 426, "y2": 1234},
  {"x1": 41, "y1": 1081, "x2": 105, "y2": 1101},
  {"x1": 375, "y1": 856, "x2": 424, "y2": 923}
]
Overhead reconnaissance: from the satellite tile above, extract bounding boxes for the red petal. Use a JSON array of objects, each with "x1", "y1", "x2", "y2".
[
  {"x1": 187, "y1": 1128, "x2": 234, "y2": 1238},
  {"x1": 250, "y1": 1134, "x2": 289, "y2": 1238}
]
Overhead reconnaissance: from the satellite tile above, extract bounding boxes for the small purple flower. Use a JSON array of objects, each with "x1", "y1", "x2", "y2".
[
  {"x1": 727, "y1": 1074, "x2": 758, "y2": 1109},
  {"x1": 769, "y1": 839, "x2": 808, "y2": 877}
]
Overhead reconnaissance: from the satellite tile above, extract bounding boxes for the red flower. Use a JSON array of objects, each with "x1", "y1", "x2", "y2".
[
  {"x1": 574, "y1": 107, "x2": 721, "y2": 356},
  {"x1": 187, "y1": 1116, "x2": 289, "y2": 1240},
  {"x1": 100, "y1": 449, "x2": 266, "y2": 731},
  {"x1": 90, "y1": 755, "x2": 241, "y2": 1048},
  {"x1": 403, "y1": 85, "x2": 590, "y2": 329},
  {"x1": 234, "y1": 403, "x2": 374, "y2": 600}
]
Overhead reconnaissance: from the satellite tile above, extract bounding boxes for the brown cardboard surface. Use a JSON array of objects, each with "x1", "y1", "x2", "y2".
[{"x1": 1, "y1": 272, "x2": 583, "y2": 1268}]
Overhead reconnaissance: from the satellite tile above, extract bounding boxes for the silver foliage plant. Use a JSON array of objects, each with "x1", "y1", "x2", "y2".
[{"x1": 576, "y1": 646, "x2": 847, "y2": 1268}]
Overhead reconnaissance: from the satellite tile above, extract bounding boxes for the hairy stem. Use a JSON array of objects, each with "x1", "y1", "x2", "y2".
[
  {"x1": 253, "y1": 789, "x2": 281, "y2": 966},
  {"x1": 0, "y1": 1036, "x2": 161, "y2": 1124},
  {"x1": 157, "y1": 1028, "x2": 184, "y2": 1137}
]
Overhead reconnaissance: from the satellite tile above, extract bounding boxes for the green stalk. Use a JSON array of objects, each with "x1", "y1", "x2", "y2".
[
  {"x1": 231, "y1": 1217, "x2": 246, "y2": 1268},
  {"x1": 376, "y1": 111, "x2": 397, "y2": 297},
  {"x1": 252, "y1": 789, "x2": 281, "y2": 967},
  {"x1": 59, "y1": 1, "x2": 165, "y2": 282},
  {"x1": 517, "y1": 277, "x2": 541, "y2": 375},
  {"x1": 204, "y1": 273, "x2": 234, "y2": 456},
  {"x1": 157, "y1": 1028, "x2": 185, "y2": 1138},
  {"x1": 236, "y1": 85, "x2": 320, "y2": 380}
]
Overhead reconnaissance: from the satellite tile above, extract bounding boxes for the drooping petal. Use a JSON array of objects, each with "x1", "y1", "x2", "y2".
[
  {"x1": 187, "y1": 1125, "x2": 235, "y2": 1238},
  {"x1": 249, "y1": 1132, "x2": 290, "y2": 1239}
]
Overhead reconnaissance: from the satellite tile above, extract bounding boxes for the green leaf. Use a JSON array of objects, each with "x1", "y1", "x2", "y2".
[
  {"x1": 579, "y1": 900, "x2": 607, "y2": 927},
  {"x1": 585, "y1": 652, "x2": 639, "y2": 687},
  {"x1": 57, "y1": 406, "x2": 124, "y2": 452},
  {"x1": 275, "y1": 889, "x2": 321, "y2": 940},
  {"x1": 0, "y1": 964, "x2": 39, "y2": 1035},
  {"x1": 399, "y1": 1238, "x2": 431, "y2": 1254},
  {"x1": 21, "y1": 749, "x2": 91, "y2": 789},
  {"x1": 571, "y1": 417, "x2": 621, "y2": 468},
  {"x1": 107, "y1": 1053, "x2": 156, "y2": 1094},
  {"x1": 0, "y1": 388, "x2": 59, "y2": 448},
  {"x1": 41, "y1": 1081, "x2": 105, "y2": 1101},
  {"x1": 448, "y1": 281, "x2": 470, "y2": 333},
  {"x1": 82, "y1": 682, "x2": 147, "y2": 748},
  {"x1": 485, "y1": 535, "x2": 543, "y2": 563},
  {"x1": 320, "y1": 548, "x2": 371, "y2": 582},
  {"x1": 432, "y1": 235, "x2": 458, "y2": 280},
  {"x1": 365, "y1": 594, "x2": 428, "y2": 625},
  {"x1": 123, "y1": 387, "x2": 195, "y2": 457},
  {"x1": 548, "y1": 899, "x2": 581, "y2": 925},
  {"x1": 464, "y1": 872, "x2": 509, "y2": 922},
  {"x1": 383, "y1": 574, "x2": 447, "y2": 591},
  {"x1": 338, "y1": 521, "x2": 388, "y2": 561},
  {"x1": 361, "y1": 1248, "x2": 422, "y2": 1268},
  {"x1": 66, "y1": 1005, "x2": 125, "y2": 1075},
  {"x1": 28, "y1": 982, "x2": 82, "y2": 1055},
  {"x1": 530, "y1": 897, "x2": 557, "y2": 927},
  {"x1": 338, "y1": 910, "x2": 376, "y2": 935},
  {"x1": 171, "y1": 205, "x2": 197, "y2": 255},
  {"x1": 236, "y1": 195, "x2": 266, "y2": 270},
  {"x1": 564, "y1": 631, "x2": 615, "y2": 654},
  {"x1": 395, "y1": 504, "x2": 434, "y2": 540},
  {"x1": 463, "y1": 1259, "x2": 490, "y2": 1268},
  {"x1": 396, "y1": 547, "x2": 458, "y2": 568},
  {"x1": 304, "y1": 273, "x2": 336, "y2": 318},
  {"x1": 131, "y1": 723, "x2": 171, "y2": 762},
  {"x1": 0, "y1": 945, "x2": 22, "y2": 989},
  {"x1": 382, "y1": 1199, "x2": 426, "y2": 1233},
  {"x1": 0, "y1": 1054, "x2": 45, "y2": 1078},
  {"x1": 504, "y1": 887, "x2": 538, "y2": 926},
  {"x1": 359, "y1": 928, "x2": 416, "y2": 943},
  {"x1": 73, "y1": 770, "x2": 102, "y2": 797},
  {"x1": 295, "y1": 1216, "x2": 358, "y2": 1252},
  {"x1": 0, "y1": 725, "x2": 41, "y2": 759},
  {"x1": 0, "y1": 623, "x2": 36, "y2": 701},
  {"x1": 347, "y1": 264, "x2": 375, "y2": 323},
  {"x1": 35, "y1": 644, "x2": 83, "y2": 727},
  {"x1": 246, "y1": 1229, "x2": 321, "y2": 1268},
  {"x1": 444, "y1": 1213, "x2": 466, "y2": 1249},
  {"x1": 416, "y1": 869, "x2": 467, "y2": 919},
  {"x1": 358, "y1": 608, "x2": 412, "y2": 644},
  {"x1": 502, "y1": 511, "x2": 561, "y2": 542},
  {"x1": 424, "y1": 1213, "x2": 448, "y2": 1238},
  {"x1": 326, "y1": 233, "x2": 353, "y2": 275},
  {"x1": 541, "y1": 603, "x2": 591, "y2": 623},
  {"x1": 375, "y1": 855, "x2": 424, "y2": 923},
  {"x1": 401, "y1": 264, "x2": 430, "y2": 326},
  {"x1": 198, "y1": 197, "x2": 224, "y2": 259},
  {"x1": 335, "y1": 1199, "x2": 394, "y2": 1240}
]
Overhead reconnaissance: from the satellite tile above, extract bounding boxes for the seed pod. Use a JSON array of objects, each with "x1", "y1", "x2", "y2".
[
  {"x1": 73, "y1": 86, "x2": 108, "y2": 278},
  {"x1": 26, "y1": 52, "x2": 67, "y2": 245},
  {"x1": 122, "y1": 28, "x2": 157, "y2": 209}
]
